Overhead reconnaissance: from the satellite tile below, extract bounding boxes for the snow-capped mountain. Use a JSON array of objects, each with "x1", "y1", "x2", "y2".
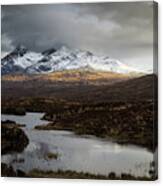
[{"x1": 1, "y1": 45, "x2": 144, "y2": 75}]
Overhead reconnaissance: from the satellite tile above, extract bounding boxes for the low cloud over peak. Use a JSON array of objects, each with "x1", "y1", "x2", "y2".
[{"x1": 1, "y1": 2, "x2": 154, "y2": 71}]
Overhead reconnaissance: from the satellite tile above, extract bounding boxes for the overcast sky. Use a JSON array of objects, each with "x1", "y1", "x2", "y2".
[{"x1": 1, "y1": 2, "x2": 155, "y2": 71}]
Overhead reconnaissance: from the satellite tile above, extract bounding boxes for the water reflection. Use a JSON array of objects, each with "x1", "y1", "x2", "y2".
[{"x1": 1, "y1": 113, "x2": 153, "y2": 177}]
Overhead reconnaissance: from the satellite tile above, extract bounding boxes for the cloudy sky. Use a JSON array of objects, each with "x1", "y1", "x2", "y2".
[{"x1": 1, "y1": 2, "x2": 155, "y2": 71}]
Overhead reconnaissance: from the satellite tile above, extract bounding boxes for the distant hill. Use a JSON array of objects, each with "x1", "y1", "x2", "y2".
[
  {"x1": 1, "y1": 73, "x2": 157, "y2": 103},
  {"x1": 90, "y1": 74, "x2": 157, "y2": 102}
]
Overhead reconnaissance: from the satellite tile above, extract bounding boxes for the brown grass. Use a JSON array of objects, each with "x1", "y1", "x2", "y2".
[{"x1": 2, "y1": 69, "x2": 131, "y2": 83}]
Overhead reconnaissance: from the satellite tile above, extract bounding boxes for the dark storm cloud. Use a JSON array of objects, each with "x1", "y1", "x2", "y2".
[{"x1": 1, "y1": 2, "x2": 154, "y2": 71}]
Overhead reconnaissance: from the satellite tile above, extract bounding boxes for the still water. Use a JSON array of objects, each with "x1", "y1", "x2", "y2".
[{"x1": 1, "y1": 112, "x2": 153, "y2": 177}]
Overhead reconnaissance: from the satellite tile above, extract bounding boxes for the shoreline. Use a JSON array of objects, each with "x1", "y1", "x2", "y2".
[
  {"x1": 33, "y1": 100, "x2": 157, "y2": 152},
  {"x1": 1, "y1": 164, "x2": 156, "y2": 180},
  {"x1": 34, "y1": 123, "x2": 154, "y2": 152},
  {"x1": 2, "y1": 99, "x2": 157, "y2": 152}
]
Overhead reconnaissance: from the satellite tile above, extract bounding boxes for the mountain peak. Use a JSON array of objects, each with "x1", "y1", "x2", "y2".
[
  {"x1": 12, "y1": 45, "x2": 28, "y2": 57},
  {"x1": 42, "y1": 48, "x2": 57, "y2": 56}
]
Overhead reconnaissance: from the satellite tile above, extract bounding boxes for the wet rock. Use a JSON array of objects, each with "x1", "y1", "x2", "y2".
[
  {"x1": 1, "y1": 163, "x2": 26, "y2": 177},
  {"x1": 16, "y1": 169, "x2": 26, "y2": 177},
  {"x1": 1, "y1": 163, "x2": 16, "y2": 177}
]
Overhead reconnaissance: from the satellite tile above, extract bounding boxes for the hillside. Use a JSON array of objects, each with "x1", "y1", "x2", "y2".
[
  {"x1": 1, "y1": 73, "x2": 157, "y2": 103},
  {"x1": 1, "y1": 70, "x2": 131, "y2": 84}
]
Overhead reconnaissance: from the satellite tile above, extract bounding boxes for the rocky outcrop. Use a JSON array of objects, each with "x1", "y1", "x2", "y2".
[
  {"x1": 1, "y1": 163, "x2": 26, "y2": 177},
  {"x1": 1, "y1": 163, "x2": 16, "y2": 177},
  {"x1": 1, "y1": 121, "x2": 29, "y2": 155}
]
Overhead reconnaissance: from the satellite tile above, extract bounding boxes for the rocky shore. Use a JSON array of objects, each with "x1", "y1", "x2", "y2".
[{"x1": 1, "y1": 120, "x2": 29, "y2": 177}]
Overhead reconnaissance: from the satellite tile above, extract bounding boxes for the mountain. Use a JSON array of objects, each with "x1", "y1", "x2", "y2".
[{"x1": 1, "y1": 45, "x2": 145, "y2": 75}]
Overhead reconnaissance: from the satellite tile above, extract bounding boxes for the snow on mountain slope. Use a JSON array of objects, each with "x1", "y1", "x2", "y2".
[
  {"x1": 1, "y1": 45, "x2": 144, "y2": 75},
  {"x1": 1, "y1": 46, "x2": 43, "y2": 75},
  {"x1": 14, "y1": 52, "x2": 43, "y2": 68}
]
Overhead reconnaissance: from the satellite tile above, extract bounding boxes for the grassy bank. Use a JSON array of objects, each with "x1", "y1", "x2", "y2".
[
  {"x1": 34, "y1": 100, "x2": 157, "y2": 152},
  {"x1": 1, "y1": 164, "x2": 155, "y2": 180},
  {"x1": 27, "y1": 169, "x2": 156, "y2": 180}
]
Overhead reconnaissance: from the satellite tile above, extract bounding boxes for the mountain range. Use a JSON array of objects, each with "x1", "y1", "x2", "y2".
[{"x1": 1, "y1": 45, "x2": 145, "y2": 75}]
